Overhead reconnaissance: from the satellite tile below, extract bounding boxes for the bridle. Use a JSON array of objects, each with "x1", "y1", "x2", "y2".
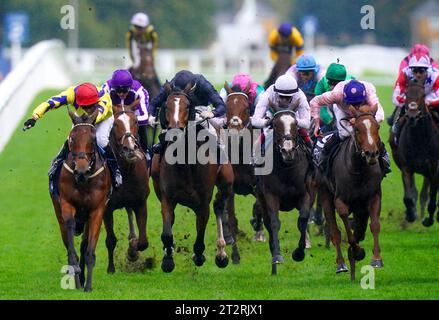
[
  {"x1": 64, "y1": 123, "x2": 105, "y2": 178},
  {"x1": 226, "y1": 92, "x2": 251, "y2": 129},
  {"x1": 112, "y1": 108, "x2": 141, "y2": 151},
  {"x1": 272, "y1": 109, "x2": 300, "y2": 152}
]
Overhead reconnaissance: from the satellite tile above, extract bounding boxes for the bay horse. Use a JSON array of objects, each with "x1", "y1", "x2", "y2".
[
  {"x1": 255, "y1": 102, "x2": 315, "y2": 275},
  {"x1": 50, "y1": 109, "x2": 111, "y2": 292},
  {"x1": 220, "y1": 82, "x2": 266, "y2": 264},
  {"x1": 131, "y1": 44, "x2": 161, "y2": 103},
  {"x1": 389, "y1": 80, "x2": 439, "y2": 226},
  {"x1": 151, "y1": 81, "x2": 234, "y2": 272},
  {"x1": 319, "y1": 106, "x2": 383, "y2": 281},
  {"x1": 264, "y1": 44, "x2": 292, "y2": 89},
  {"x1": 103, "y1": 101, "x2": 150, "y2": 274}
]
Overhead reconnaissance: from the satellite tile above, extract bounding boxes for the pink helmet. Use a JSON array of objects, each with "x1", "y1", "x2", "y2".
[
  {"x1": 411, "y1": 44, "x2": 430, "y2": 57},
  {"x1": 232, "y1": 73, "x2": 258, "y2": 104}
]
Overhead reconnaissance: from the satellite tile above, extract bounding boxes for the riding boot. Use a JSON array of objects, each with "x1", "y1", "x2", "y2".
[
  {"x1": 138, "y1": 124, "x2": 152, "y2": 165},
  {"x1": 103, "y1": 145, "x2": 122, "y2": 188},
  {"x1": 48, "y1": 140, "x2": 69, "y2": 178},
  {"x1": 319, "y1": 133, "x2": 341, "y2": 168},
  {"x1": 387, "y1": 106, "x2": 398, "y2": 126},
  {"x1": 152, "y1": 132, "x2": 166, "y2": 155},
  {"x1": 379, "y1": 141, "x2": 392, "y2": 178}
]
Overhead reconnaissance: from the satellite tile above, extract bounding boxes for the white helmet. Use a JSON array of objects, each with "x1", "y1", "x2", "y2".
[
  {"x1": 409, "y1": 55, "x2": 430, "y2": 68},
  {"x1": 274, "y1": 74, "x2": 298, "y2": 96},
  {"x1": 131, "y1": 12, "x2": 149, "y2": 28}
]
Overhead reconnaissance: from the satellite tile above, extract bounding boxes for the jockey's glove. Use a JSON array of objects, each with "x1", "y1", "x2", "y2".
[
  {"x1": 24, "y1": 118, "x2": 36, "y2": 129},
  {"x1": 200, "y1": 111, "x2": 214, "y2": 119},
  {"x1": 148, "y1": 115, "x2": 157, "y2": 125}
]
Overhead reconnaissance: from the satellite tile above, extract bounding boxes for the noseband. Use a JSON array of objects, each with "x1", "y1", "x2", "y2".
[
  {"x1": 272, "y1": 110, "x2": 299, "y2": 151},
  {"x1": 113, "y1": 110, "x2": 141, "y2": 149},
  {"x1": 341, "y1": 113, "x2": 378, "y2": 158},
  {"x1": 227, "y1": 92, "x2": 251, "y2": 129}
]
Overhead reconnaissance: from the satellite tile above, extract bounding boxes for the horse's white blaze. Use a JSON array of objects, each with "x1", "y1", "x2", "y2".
[
  {"x1": 280, "y1": 115, "x2": 296, "y2": 152},
  {"x1": 363, "y1": 119, "x2": 374, "y2": 146},
  {"x1": 120, "y1": 113, "x2": 135, "y2": 149},
  {"x1": 173, "y1": 98, "x2": 181, "y2": 124},
  {"x1": 230, "y1": 116, "x2": 243, "y2": 126}
]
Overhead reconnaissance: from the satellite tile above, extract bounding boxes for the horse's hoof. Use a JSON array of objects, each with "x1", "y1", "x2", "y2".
[
  {"x1": 292, "y1": 248, "x2": 305, "y2": 262},
  {"x1": 422, "y1": 217, "x2": 434, "y2": 227},
  {"x1": 370, "y1": 259, "x2": 384, "y2": 268},
  {"x1": 107, "y1": 266, "x2": 115, "y2": 274},
  {"x1": 354, "y1": 247, "x2": 366, "y2": 261},
  {"x1": 84, "y1": 286, "x2": 92, "y2": 293},
  {"x1": 127, "y1": 248, "x2": 139, "y2": 262},
  {"x1": 252, "y1": 231, "x2": 266, "y2": 242},
  {"x1": 215, "y1": 255, "x2": 229, "y2": 268},
  {"x1": 232, "y1": 251, "x2": 241, "y2": 265},
  {"x1": 224, "y1": 235, "x2": 234, "y2": 245},
  {"x1": 137, "y1": 241, "x2": 149, "y2": 252},
  {"x1": 161, "y1": 256, "x2": 175, "y2": 273},
  {"x1": 336, "y1": 263, "x2": 349, "y2": 273},
  {"x1": 272, "y1": 255, "x2": 284, "y2": 264},
  {"x1": 192, "y1": 254, "x2": 206, "y2": 267},
  {"x1": 405, "y1": 211, "x2": 417, "y2": 223}
]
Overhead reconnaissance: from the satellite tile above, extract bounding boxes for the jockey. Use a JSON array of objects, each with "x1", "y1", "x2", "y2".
[
  {"x1": 314, "y1": 62, "x2": 356, "y2": 133},
  {"x1": 219, "y1": 73, "x2": 265, "y2": 116},
  {"x1": 102, "y1": 69, "x2": 151, "y2": 155},
  {"x1": 389, "y1": 54, "x2": 439, "y2": 137},
  {"x1": 126, "y1": 12, "x2": 158, "y2": 70},
  {"x1": 149, "y1": 70, "x2": 227, "y2": 155},
  {"x1": 285, "y1": 54, "x2": 325, "y2": 101},
  {"x1": 268, "y1": 22, "x2": 305, "y2": 65},
  {"x1": 23, "y1": 83, "x2": 122, "y2": 188},
  {"x1": 252, "y1": 74, "x2": 311, "y2": 149},
  {"x1": 399, "y1": 44, "x2": 438, "y2": 72},
  {"x1": 310, "y1": 80, "x2": 391, "y2": 176}
]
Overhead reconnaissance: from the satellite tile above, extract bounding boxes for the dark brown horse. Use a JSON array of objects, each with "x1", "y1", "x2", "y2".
[
  {"x1": 103, "y1": 102, "x2": 150, "y2": 274},
  {"x1": 151, "y1": 81, "x2": 234, "y2": 272},
  {"x1": 131, "y1": 45, "x2": 161, "y2": 103},
  {"x1": 389, "y1": 80, "x2": 439, "y2": 226},
  {"x1": 221, "y1": 82, "x2": 266, "y2": 264},
  {"x1": 319, "y1": 106, "x2": 383, "y2": 281},
  {"x1": 255, "y1": 104, "x2": 315, "y2": 275},
  {"x1": 264, "y1": 45, "x2": 292, "y2": 89},
  {"x1": 51, "y1": 109, "x2": 111, "y2": 292}
]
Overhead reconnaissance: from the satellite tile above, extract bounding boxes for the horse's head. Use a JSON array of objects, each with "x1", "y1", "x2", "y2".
[
  {"x1": 164, "y1": 80, "x2": 195, "y2": 130},
  {"x1": 225, "y1": 81, "x2": 251, "y2": 131},
  {"x1": 349, "y1": 105, "x2": 381, "y2": 166},
  {"x1": 405, "y1": 79, "x2": 427, "y2": 121},
  {"x1": 67, "y1": 108, "x2": 99, "y2": 184},
  {"x1": 138, "y1": 44, "x2": 155, "y2": 78},
  {"x1": 270, "y1": 99, "x2": 299, "y2": 163},
  {"x1": 111, "y1": 102, "x2": 143, "y2": 163}
]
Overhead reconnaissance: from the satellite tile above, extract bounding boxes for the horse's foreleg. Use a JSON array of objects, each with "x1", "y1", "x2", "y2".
[
  {"x1": 423, "y1": 178, "x2": 437, "y2": 227},
  {"x1": 60, "y1": 201, "x2": 81, "y2": 289},
  {"x1": 292, "y1": 194, "x2": 312, "y2": 262},
  {"x1": 420, "y1": 177, "x2": 430, "y2": 220},
  {"x1": 134, "y1": 204, "x2": 149, "y2": 252},
  {"x1": 126, "y1": 208, "x2": 137, "y2": 241},
  {"x1": 79, "y1": 223, "x2": 89, "y2": 286},
  {"x1": 103, "y1": 211, "x2": 117, "y2": 274},
  {"x1": 369, "y1": 192, "x2": 384, "y2": 268},
  {"x1": 402, "y1": 169, "x2": 418, "y2": 222},
  {"x1": 151, "y1": 155, "x2": 161, "y2": 200},
  {"x1": 83, "y1": 205, "x2": 105, "y2": 292},
  {"x1": 193, "y1": 205, "x2": 210, "y2": 268},
  {"x1": 322, "y1": 191, "x2": 347, "y2": 274},
  {"x1": 251, "y1": 199, "x2": 266, "y2": 242},
  {"x1": 261, "y1": 192, "x2": 282, "y2": 273},
  {"x1": 160, "y1": 197, "x2": 176, "y2": 273}
]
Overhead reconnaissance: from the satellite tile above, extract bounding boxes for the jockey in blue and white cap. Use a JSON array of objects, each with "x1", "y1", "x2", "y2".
[
  {"x1": 285, "y1": 54, "x2": 325, "y2": 101},
  {"x1": 102, "y1": 69, "x2": 151, "y2": 153}
]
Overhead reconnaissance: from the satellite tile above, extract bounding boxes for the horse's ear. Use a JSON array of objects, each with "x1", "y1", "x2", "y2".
[
  {"x1": 244, "y1": 81, "x2": 251, "y2": 95},
  {"x1": 358, "y1": 103, "x2": 378, "y2": 115},
  {"x1": 88, "y1": 108, "x2": 99, "y2": 125},
  {"x1": 224, "y1": 81, "x2": 231, "y2": 94},
  {"x1": 183, "y1": 81, "x2": 196, "y2": 95},
  {"x1": 164, "y1": 80, "x2": 172, "y2": 94},
  {"x1": 68, "y1": 108, "x2": 80, "y2": 125},
  {"x1": 348, "y1": 105, "x2": 359, "y2": 117}
]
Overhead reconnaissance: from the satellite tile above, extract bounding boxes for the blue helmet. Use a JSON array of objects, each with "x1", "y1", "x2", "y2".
[
  {"x1": 278, "y1": 22, "x2": 293, "y2": 37},
  {"x1": 296, "y1": 55, "x2": 317, "y2": 71},
  {"x1": 343, "y1": 80, "x2": 366, "y2": 105}
]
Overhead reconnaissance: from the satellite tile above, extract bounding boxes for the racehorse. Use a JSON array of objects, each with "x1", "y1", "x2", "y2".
[
  {"x1": 389, "y1": 80, "x2": 439, "y2": 226},
  {"x1": 319, "y1": 106, "x2": 383, "y2": 281},
  {"x1": 103, "y1": 101, "x2": 150, "y2": 274},
  {"x1": 50, "y1": 109, "x2": 111, "y2": 292},
  {"x1": 151, "y1": 81, "x2": 234, "y2": 272},
  {"x1": 131, "y1": 44, "x2": 161, "y2": 103},
  {"x1": 264, "y1": 45, "x2": 292, "y2": 89},
  {"x1": 255, "y1": 101, "x2": 315, "y2": 275},
  {"x1": 221, "y1": 82, "x2": 266, "y2": 264}
]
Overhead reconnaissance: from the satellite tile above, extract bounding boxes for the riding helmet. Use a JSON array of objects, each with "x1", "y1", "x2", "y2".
[
  {"x1": 76, "y1": 83, "x2": 100, "y2": 106},
  {"x1": 131, "y1": 12, "x2": 149, "y2": 28},
  {"x1": 343, "y1": 80, "x2": 366, "y2": 105},
  {"x1": 278, "y1": 22, "x2": 293, "y2": 37},
  {"x1": 274, "y1": 74, "x2": 298, "y2": 96},
  {"x1": 408, "y1": 55, "x2": 430, "y2": 69},
  {"x1": 110, "y1": 69, "x2": 133, "y2": 88},
  {"x1": 326, "y1": 63, "x2": 347, "y2": 81},
  {"x1": 296, "y1": 55, "x2": 317, "y2": 71}
]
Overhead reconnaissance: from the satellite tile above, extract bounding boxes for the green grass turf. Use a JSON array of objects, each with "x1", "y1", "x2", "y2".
[{"x1": 0, "y1": 87, "x2": 438, "y2": 300}]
